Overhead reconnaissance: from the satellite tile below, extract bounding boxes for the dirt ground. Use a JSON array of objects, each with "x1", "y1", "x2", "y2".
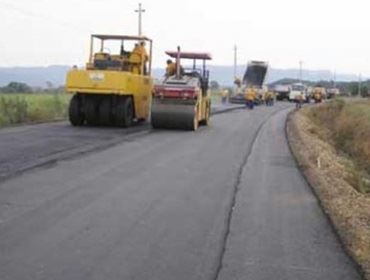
[{"x1": 287, "y1": 108, "x2": 370, "y2": 279}]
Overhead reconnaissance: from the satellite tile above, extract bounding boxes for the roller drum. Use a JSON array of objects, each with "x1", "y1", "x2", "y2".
[{"x1": 151, "y1": 99, "x2": 197, "y2": 130}]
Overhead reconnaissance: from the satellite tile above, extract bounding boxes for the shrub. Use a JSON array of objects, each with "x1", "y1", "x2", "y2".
[
  {"x1": 306, "y1": 99, "x2": 370, "y2": 192},
  {"x1": 0, "y1": 93, "x2": 70, "y2": 127}
]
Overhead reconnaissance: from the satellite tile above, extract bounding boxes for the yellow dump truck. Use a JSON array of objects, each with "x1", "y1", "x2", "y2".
[{"x1": 65, "y1": 34, "x2": 153, "y2": 127}]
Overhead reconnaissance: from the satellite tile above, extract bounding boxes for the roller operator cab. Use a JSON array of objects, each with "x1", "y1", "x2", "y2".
[
  {"x1": 151, "y1": 48, "x2": 212, "y2": 131},
  {"x1": 65, "y1": 34, "x2": 153, "y2": 127}
]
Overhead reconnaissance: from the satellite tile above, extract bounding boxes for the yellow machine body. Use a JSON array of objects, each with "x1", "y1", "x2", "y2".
[
  {"x1": 65, "y1": 34, "x2": 153, "y2": 127},
  {"x1": 66, "y1": 70, "x2": 152, "y2": 119}
]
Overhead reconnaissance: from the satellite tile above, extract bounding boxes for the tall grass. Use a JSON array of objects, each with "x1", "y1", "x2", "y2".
[
  {"x1": 0, "y1": 93, "x2": 70, "y2": 127},
  {"x1": 307, "y1": 99, "x2": 370, "y2": 192}
]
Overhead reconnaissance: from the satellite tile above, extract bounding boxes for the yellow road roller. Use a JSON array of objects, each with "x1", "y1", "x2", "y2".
[
  {"x1": 65, "y1": 34, "x2": 153, "y2": 127},
  {"x1": 151, "y1": 48, "x2": 212, "y2": 130}
]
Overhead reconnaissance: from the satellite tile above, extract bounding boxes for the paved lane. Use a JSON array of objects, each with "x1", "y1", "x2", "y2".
[
  {"x1": 217, "y1": 108, "x2": 361, "y2": 280},
  {"x1": 0, "y1": 104, "x2": 243, "y2": 182},
  {"x1": 0, "y1": 103, "x2": 361, "y2": 280}
]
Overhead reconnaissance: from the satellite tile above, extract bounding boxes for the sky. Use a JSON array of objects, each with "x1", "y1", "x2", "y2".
[{"x1": 0, "y1": 0, "x2": 369, "y2": 77}]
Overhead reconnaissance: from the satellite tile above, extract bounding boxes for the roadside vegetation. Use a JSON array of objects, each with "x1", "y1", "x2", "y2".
[
  {"x1": 287, "y1": 99, "x2": 370, "y2": 279},
  {"x1": 0, "y1": 93, "x2": 70, "y2": 127},
  {"x1": 306, "y1": 99, "x2": 370, "y2": 193},
  {"x1": 0, "y1": 81, "x2": 70, "y2": 127}
]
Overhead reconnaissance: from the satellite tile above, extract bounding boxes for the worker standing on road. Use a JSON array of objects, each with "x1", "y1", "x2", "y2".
[
  {"x1": 245, "y1": 88, "x2": 256, "y2": 110},
  {"x1": 265, "y1": 90, "x2": 274, "y2": 106},
  {"x1": 165, "y1": 59, "x2": 176, "y2": 77},
  {"x1": 221, "y1": 89, "x2": 228, "y2": 104},
  {"x1": 264, "y1": 91, "x2": 270, "y2": 106},
  {"x1": 296, "y1": 92, "x2": 304, "y2": 109}
]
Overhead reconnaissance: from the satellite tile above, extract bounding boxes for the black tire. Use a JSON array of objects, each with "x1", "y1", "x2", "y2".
[
  {"x1": 200, "y1": 103, "x2": 210, "y2": 126},
  {"x1": 84, "y1": 96, "x2": 99, "y2": 126},
  {"x1": 69, "y1": 95, "x2": 84, "y2": 126},
  {"x1": 99, "y1": 97, "x2": 112, "y2": 126},
  {"x1": 114, "y1": 97, "x2": 134, "y2": 127}
]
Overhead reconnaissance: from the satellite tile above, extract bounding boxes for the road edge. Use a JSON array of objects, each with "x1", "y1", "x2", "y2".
[
  {"x1": 285, "y1": 109, "x2": 366, "y2": 280},
  {"x1": 211, "y1": 105, "x2": 245, "y2": 115}
]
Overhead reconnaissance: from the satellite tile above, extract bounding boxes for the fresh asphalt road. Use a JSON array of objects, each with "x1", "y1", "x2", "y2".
[
  {"x1": 0, "y1": 103, "x2": 242, "y2": 182},
  {"x1": 0, "y1": 103, "x2": 361, "y2": 280}
]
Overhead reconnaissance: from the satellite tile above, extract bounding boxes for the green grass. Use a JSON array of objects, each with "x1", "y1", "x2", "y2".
[{"x1": 0, "y1": 93, "x2": 71, "y2": 127}]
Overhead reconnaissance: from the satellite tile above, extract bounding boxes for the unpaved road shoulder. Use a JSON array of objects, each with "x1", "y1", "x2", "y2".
[{"x1": 287, "y1": 108, "x2": 370, "y2": 279}]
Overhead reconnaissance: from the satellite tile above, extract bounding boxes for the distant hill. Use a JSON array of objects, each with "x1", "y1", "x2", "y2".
[
  {"x1": 0, "y1": 66, "x2": 71, "y2": 88},
  {"x1": 0, "y1": 65, "x2": 362, "y2": 88}
]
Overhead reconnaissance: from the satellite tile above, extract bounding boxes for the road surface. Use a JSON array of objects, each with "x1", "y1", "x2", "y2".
[
  {"x1": 0, "y1": 103, "x2": 243, "y2": 182},
  {"x1": 0, "y1": 103, "x2": 361, "y2": 280}
]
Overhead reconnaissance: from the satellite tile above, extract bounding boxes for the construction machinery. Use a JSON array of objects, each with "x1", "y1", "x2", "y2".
[
  {"x1": 274, "y1": 84, "x2": 291, "y2": 101},
  {"x1": 151, "y1": 48, "x2": 212, "y2": 131},
  {"x1": 230, "y1": 61, "x2": 269, "y2": 104},
  {"x1": 289, "y1": 83, "x2": 308, "y2": 102},
  {"x1": 65, "y1": 34, "x2": 153, "y2": 127},
  {"x1": 312, "y1": 86, "x2": 326, "y2": 103},
  {"x1": 327, "y1": 88, "x2": 340, "y2": 99}
]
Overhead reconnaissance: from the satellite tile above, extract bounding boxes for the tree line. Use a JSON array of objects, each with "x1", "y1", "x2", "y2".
[{"x1": 0, "y1": 82, "x2": 65, "y2": 94}]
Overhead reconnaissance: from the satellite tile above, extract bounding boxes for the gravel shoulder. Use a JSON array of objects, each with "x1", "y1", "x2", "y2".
[{"x1": 287, "y1": 108, "x2": 370, "y2": 279}]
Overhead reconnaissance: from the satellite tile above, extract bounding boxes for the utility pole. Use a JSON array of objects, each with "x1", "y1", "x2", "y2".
[
  {"x1": 135, "y1": 3, "x2": 145, "y2": 36},
  {"x1": 358, "y1": 73, "x2": 362, "y2": 97},
  {"x1": 299, "y1": 60, "x2": 303, "y2": 84},
  {"x1": 233, "y1": 45, "x2": 237, "y2": 79}
]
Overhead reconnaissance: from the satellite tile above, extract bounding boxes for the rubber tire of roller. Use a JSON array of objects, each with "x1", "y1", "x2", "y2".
[
  {"x1": 85, "y1": 96, "x2": 99, "y2": 126},
  {"x1": 69, "y1": 95, "x2": 84, "y2": 126},
  {"x1": 115, "y1": 97, "x2": 133, "y2": 127},
  {"x1": 99, "y1": 97, "x2": 112, "y2": 126}
]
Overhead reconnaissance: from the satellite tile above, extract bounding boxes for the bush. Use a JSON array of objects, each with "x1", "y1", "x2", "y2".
[
  {"x1": 306, "y1": 99, "x2": 370, "y2": 192},
  {"x1": 0, "y1": 93, "x2": 70, "y2": 127}
]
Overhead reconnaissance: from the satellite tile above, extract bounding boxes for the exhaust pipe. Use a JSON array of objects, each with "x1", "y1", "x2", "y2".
[{"x1": 176, "y1": 46, "x2": 181, "y2": 79}]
